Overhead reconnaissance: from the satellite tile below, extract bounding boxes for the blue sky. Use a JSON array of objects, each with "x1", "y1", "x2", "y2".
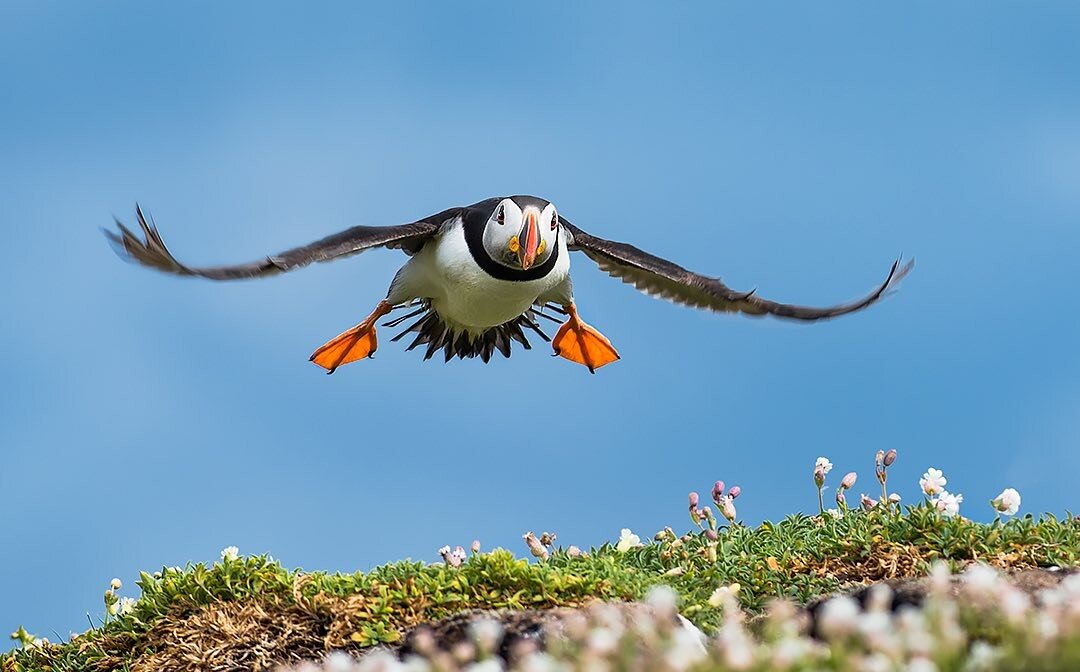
[{"x1": 2, "y1": 1, "x2": 1079, "y2": 644}]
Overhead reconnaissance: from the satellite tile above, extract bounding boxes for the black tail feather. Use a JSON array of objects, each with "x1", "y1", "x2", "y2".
[{"x1": 386, "y1": 301, "x2": 556, "y2": 363}]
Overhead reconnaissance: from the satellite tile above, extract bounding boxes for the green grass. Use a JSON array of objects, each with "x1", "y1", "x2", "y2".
[{"x1": 4, "y1": 503, "x2": 1079, "y2": 671}]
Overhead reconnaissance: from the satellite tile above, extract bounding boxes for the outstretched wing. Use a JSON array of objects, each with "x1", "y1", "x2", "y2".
[
  {"x1": 104, "y1": 204, "x2": 459, "y2": 280},
  {"x1": 561, "y1": 219, "x2": 913, "y2": 321}
]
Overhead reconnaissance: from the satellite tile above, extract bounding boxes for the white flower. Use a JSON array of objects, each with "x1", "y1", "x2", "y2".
[
  {"x1": 325, "y1": 650, "x2": 357, "y2": 672},
  {"x1": 771, "y1": 637, "x2": 810, "y2": 668},
  {"x1": 221, "y1": 546, "x2": 240, "y2": 561},
  {"x1": 859, "y1": 653, "x2": 892, "y2": 672},
  {"x1": 817, "y1": 595, "x2": 860, "y2": 638},
  {"x1": 708, "y1": 583, "x2": 740, "y2": 608},
  {"x1": 464, "y1": 660, "x2": 504, "y2": 672},
  {"x1": 920, "y1": 468, "x2": 947, "y2": 497},
  {"x1": 665, "y1": 624, "x2": 707, "y2": 670},
  {"x1": 517, "y1": 653, "x2": 559, "y2": 672},
  {"x1": 825, "y1": 508, "x2": 843, "y2": 519},
  {"x1": 934, "y1": 491, "x2": 964, "y2": 518},
  {"x1": 999, "y1": 586, "x2": 1031, "y2": 624},
  {"x1": 717, "y1": 623, "x2": 754, "y2": 670},
  {"x1": 110, "y1": 578, "x2": 122, "y2": 590},
  {"x1": 991, "y1": 488, "x2": 1021, "y2": 515},
  {"x1": 117, "y1": 597, "x2": 137, "y2": 616},
  {"x1": 962, "y1": 563, "x2": 999, "y2": 597},
  {"x1": 965, "y1": 641, "x2": 1000, "y2": 670},
  {"x1": 907, "y1": 657, "x2": 938, "y2": 672},
  {"x1": 929, "y1": 561, "x2": 952, "y2": 595},
  {"x1": 468, "y1": 618, "x2": 504, "y2": 653},
  {"x1": 586, "y1": 627, "x2": 618, "y2": 655},
  {"x1": 645, "y1": 585, "x2": 679, "y2": 616},
  {"x1": 815, "y1": 457, "x2": 833, "y2": 475},
  {"x1": 615, "y1": 528, "x2": 642, "y2": 552}
]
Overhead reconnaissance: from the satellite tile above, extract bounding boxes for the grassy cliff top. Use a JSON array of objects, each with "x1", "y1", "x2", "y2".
[{"x1": 5, "y1": 502, "x2": 1078, "y2": 671}]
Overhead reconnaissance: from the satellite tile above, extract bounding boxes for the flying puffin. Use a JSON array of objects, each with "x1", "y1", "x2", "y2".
[{"x1": 106, "y1": 196, "x2": 912, "y2": 373}]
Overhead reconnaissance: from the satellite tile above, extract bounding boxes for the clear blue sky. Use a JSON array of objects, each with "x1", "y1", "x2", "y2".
[{"x1": 2, "y1": 1, "x2": 1079, "y2": 644}]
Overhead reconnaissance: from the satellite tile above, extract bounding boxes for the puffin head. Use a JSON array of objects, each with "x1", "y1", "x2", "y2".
[{"x1": 482, "y1": 196, "x2": 559, "y2": 271}]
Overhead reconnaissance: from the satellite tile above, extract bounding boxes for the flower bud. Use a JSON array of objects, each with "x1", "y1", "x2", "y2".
[
  {"x1": 711, "y1": 481, "x2": 725, "y2": 504},
  {"x1": 704, "y1": 529, "x2": 718, "y2": 541},
  {"x1": 840, "y1": 472, "x2": 857, "y2": 490},
  {"x1": 471, "y1": 539, "x2": 481, "y2": 554},
  {"x1": 883, "y1": 449, "x2": 897, "y2": 467},
  {"x1": 522, "y1": 532, "x2": 549, "y2": 560},
  {"x1": 860, "y1": 494, "x2": 878, "y2": 511},
  {"x1": 688, "y1": 491, "x2": 700, "y2": 509},
  {"x1": 110, "y1": 578, "x2": 122, "y2": 591},
  {"x1": 728, "y1": 486, "x2": 742, "y2": 499},
  {"x1": 888, "y1": 493, "x2": 902, "y2": 504}
]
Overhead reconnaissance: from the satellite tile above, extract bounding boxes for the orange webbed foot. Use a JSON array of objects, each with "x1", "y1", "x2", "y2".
[
  {"x1": 552, "y1": 304, "x2": 620, "y2": 373},
  {"x1": 310, "y1": 301, "x2": 392, "y2": 374}
]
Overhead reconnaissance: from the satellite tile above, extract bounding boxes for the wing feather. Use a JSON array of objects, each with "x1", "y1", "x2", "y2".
[
  {"x1": 562, "y1": 219, "x2": 912, "y2": 321},
  {"x1": 104, "y1": 204, "x2": 458, "y2": 280}
]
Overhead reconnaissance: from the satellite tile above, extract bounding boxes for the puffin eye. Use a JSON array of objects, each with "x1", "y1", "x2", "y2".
[
  {"x1": 496, "y1": 206, "x2": 505, "y2": 224},
  {"x1": 550, "y1": 213, "x2": 558, "y2": 231}
]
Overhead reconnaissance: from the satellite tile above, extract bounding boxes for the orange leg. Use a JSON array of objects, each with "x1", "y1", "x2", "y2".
[
  {"x1": 309, "y1": 301, "x2": 393, "y2": 374},
  {"x1": 552, "y1": 303, "x2": 621, "y2": 373}
]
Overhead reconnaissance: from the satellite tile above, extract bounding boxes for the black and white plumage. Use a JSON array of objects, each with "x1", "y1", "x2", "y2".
[{"x1": 106, "y1": 195, "x2": 913, "y2": 372}]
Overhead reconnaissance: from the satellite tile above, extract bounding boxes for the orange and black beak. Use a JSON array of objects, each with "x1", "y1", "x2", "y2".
[{"x1": 517, "y1": 209, "x2": 540, "y2": 270}]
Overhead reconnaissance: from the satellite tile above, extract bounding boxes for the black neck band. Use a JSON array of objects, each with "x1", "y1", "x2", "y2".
[{"x1": 462, "y1": 210, "x2": 560, "y2": 282}]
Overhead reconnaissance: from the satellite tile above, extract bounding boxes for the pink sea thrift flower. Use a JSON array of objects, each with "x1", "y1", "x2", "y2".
[
  {"x1": 861, "y1": 494, "x2": 878, "y2": 510},
  {"x1": 814, "y1": 457, "x2": 832, "y2": 487},
  {"x1": 439, "y1": 545, "x2": 464, "y2": 567},
  {"x1": 522, "y1": 532, "x2": 549, "y2": 560},
  {"x1": 721, "y1": 496, "x2": 737, "y2": 523},
  {"x1": 688, "y1": 492, "x2": 702, "y2": 524},
  {"x1": 728, "y1": 486, "x2": 741, "y2": 499},
  {"x1": 712, "y1": 481, "x2": 726, "y2": 504}
]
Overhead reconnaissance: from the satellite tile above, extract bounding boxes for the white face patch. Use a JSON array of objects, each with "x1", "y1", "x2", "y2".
[{"x1": 482, "y1": 199, "x2": 560, "y2": 270}]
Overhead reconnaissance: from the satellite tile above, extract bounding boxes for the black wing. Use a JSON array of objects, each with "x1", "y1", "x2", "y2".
[
  {"x1": 562, "y1": 219, "x2": 913, "y2": 321},
  {"x1": 104, "y1": 204, "x2": 459, "y2": 280}
]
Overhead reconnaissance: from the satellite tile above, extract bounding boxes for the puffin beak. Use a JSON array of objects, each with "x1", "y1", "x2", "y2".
[{"x1": 518, "y1": 210, "x2": 540, "y2": 270}]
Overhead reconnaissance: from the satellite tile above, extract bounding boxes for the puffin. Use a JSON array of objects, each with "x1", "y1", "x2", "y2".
[{"x1": 106, "y1": 196, "x2": 912, "y2": 374}]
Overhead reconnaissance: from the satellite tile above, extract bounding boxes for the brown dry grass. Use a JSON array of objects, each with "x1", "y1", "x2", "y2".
[
  {"x1": 90, "y1": 601, "x2": 327, "y2": 672},
  {"x1": 789, "y1": 540, "x2": 1047, "y2": 588}
]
